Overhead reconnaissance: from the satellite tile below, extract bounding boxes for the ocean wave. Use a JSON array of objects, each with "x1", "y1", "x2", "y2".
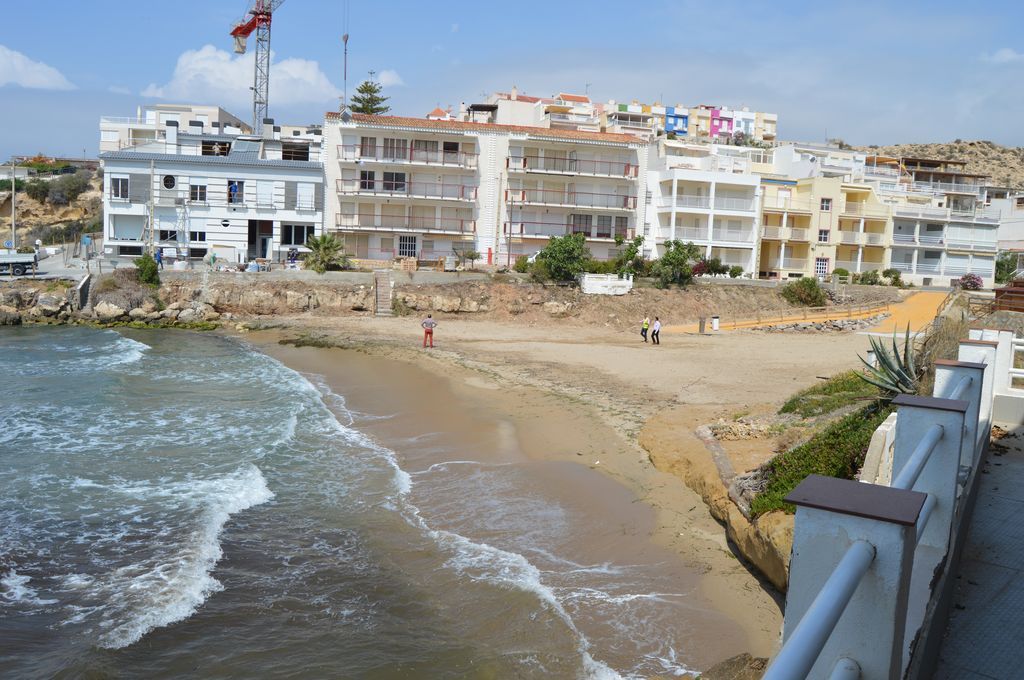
[
  {"x1": 1, "y1": 570, "x2": 59, "y2": 607},
  {"x1": 74, "y1": 465, "x2": 274, "y2": 649}
]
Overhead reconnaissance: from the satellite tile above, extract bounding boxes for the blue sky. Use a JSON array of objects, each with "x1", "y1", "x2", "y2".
[{"x1": 3, "y1": 0, "x2": 1024, "y2": 160}]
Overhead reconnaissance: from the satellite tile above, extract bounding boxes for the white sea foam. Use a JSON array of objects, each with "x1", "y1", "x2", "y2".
[
  {"x1": 86, "y1": 465, "x2": 273, "y2": 649},
  {"x1": 104, "y1": 334, "x2": 150, "y2": 367},
  {"x1": 1, "y1": 570, "x2": 58, "y2": 606}
]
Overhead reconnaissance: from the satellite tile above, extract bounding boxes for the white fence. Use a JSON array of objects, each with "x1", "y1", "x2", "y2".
[
  {"x1": 578, "y1": 273, "x2": 633, "y2": 295},
  {"x1": 765, "y1": 333, "x2": 1006, "y2": 679}
]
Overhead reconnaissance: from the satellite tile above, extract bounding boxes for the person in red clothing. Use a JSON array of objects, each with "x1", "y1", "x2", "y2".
[{"x1": 421, "y1": 314, "x2": 437, "y2": 348}]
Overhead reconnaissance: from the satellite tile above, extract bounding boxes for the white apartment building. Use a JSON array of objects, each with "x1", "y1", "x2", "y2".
[
  {"x1": 323, "y1": 112, "x2": 647, "y2": 265},
  {"x1": 100, "y1": 117, "x2": 324, "y2": 263},
  {"x1": 647, "y1": 143, "x2": 762, "y2": 271},
  {"x1": 100, "y1": 104, "x2": 251, "y2": 153}
]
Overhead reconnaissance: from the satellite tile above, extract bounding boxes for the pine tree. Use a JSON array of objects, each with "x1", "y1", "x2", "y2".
[{"x1": 349, "y1": 71, "x2": 390, "y2": 115}]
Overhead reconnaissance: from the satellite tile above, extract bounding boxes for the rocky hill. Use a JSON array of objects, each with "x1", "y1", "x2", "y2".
[
  {"x1": 857, "y1": 140, "x2": 1024, "y2": 188},
  {"x1": 0, "y1": 174, "x2": 102, "y2": 246}
]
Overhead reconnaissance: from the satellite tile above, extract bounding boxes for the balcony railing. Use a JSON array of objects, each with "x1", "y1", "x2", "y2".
[
  {"x1": 762, "y1": 258, "x2": 808, "y2": 270},
  {"x1": 912, "y1": 180, "x2": 985, "y2": 195},
  {"x1": 714, "y1": 196, "x2": 756, "y2": 212},
  {"x1": 507, "y1": 155, "x2": 638, "y2": 178},
  {"x1": 339, "y1": 179, "x2": 477, "y2": 201},
  {"x1": 894, "y1": 204, "x2": 1000, "y2": 222},
  {"x1": 336, "y1": 213, "x2": 475, "y2": 234},
  {"x1": 841, "y1": 202, "x2": 890, "y2": 218},
  {"x1": 762, "y1": 198, "x2": 814, "y2": 212},
  {"x1": 890, "y1": 261, "x2": 915, "y2": 272},
  {"x1": 712, "y1": 229, "x2": 755, "y2": 243},
  {"x1": 893, "y1": 233, "x2": 917, "y2": 243},
  {"x1": 508, "y1": 188, "x2": 637, "y2": 210},
  {"x1": 789, "y1": 228, "x2": 810, "y2": 242},
  {"x1": 658, "y1": 194, "x2": 711, "y2": 210},
  {"x1": 762, "y1": 226, "x2": 784, "y2": 239},
  {"x1": 336, "y1": 144, "x2": 478, "y2": 168},
  {"x1": 504, "y1": 221, "x2": 632, "y2": 241},
  {"x1": 862, "y1": 165, "x2": 901, "y2": 178},
  {"x1": 674, "y1": 227, "x2": 708, "y2": 241},
  {"x1": 838, "y1": 231, "x2": 863, "y2": 244},
  {"x1": 946, "y1": 240, "x2": 998, "y2": 252},
  {"x1": 864, "y1": 232, "x2": 886, "y2": 245},
  {"x1": 917, "y1": 262, "x2": 942, "y2": 273}
]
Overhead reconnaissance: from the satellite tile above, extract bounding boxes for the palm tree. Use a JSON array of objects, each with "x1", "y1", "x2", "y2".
[{"x1": 303, "y1": 234, "x2": 349, "y2": 274}]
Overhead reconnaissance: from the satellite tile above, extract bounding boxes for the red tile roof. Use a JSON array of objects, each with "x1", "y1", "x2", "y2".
[
  {"x1": 426, "y1": 107, "x2": 448, "y2": 118},
  {"x1": 558, "y1": 93, "x2": 590, "y2": 104},
  {"x1": 326, "y1": 112, "x2": 641, "y2": 145},
  {"x1": 495, "y1": 92, "x2": 543, "y2": 104}
]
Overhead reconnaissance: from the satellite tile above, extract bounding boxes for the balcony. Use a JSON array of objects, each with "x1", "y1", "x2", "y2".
[
  {"x1": 911, "y1": 180, "x2": 984, "y2": 196},
  {"x1": 657, "y1": 194, "x2": 711, "y2": 210},
  {"x1": 674, "y1": 227, "x2": 709, "y2": 241},
  {"x1": 789, "y1": 228, "x2": 810, "y2": 242},
  {"x1": 762, "y1": 198, "x2": 814, "y2": 213},
  {"x1": 917, "y1": 262, "x2": 942, "y2": 274},
  {"x1": 864, "y1": 232, "x2": 886, "y2": 246},
  {"x1": 894, "y1": 204, "x2": 1000, "y2": 223},
  {"x1": 946, "y1": 240, "x2": 998, "y2": 253},
  {"x1": 714, "y1": 196, "x2": 756, "y2": 212},
  {"x1": 838, "y1": 231, "x2": 863, "y2": 245},
  {"x1": 892, "y1": 233, "x2": 917, "y2": 244},
  {"x1": 336, "y1": 144, "x2": 478, "y2": 169},
  {"x1": 890, "y1": 262, "x2": 915, "y2": 272},
  {"x1": 338, "y1": 179, "x2": 477, "y2": 202},
  {"x1": 507, "y1": 155, "x2": 638, "y2": 178},
  {"x1": 508, "y1": 188, "x2": 636, "y2": 210},
  {"x1": 336, "y1": 213, "x2": 475, "y2": 235},
  {"x1": 762, "y1": 226, "x2": 785, "y2": 239},
  {"x1": 504, "y1": 221, "x2": 632, "y2": 241},
  {"x1": 918, "y1": 234, "x2": 945, "y2": 245},
  {"x1": 711, "y1": 228, "x2": 755, "y2": 243},
  {"x1": 764, "y1": 258, "x2": 808, "y2": 270},
  {"x1": 841, "y1": 202, "x2": 890, "y2": 218}
]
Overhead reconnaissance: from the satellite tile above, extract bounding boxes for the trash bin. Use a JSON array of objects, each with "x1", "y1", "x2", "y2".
[
  {"x1": 444, "y1": 255, "x2": 457, "y2": 272},
  {"x1": 698, "y1": 317, "x2": 706, "y2": 334},
  {"x1": 711, "y1": 315, "x2": 720, "y2": 331}
]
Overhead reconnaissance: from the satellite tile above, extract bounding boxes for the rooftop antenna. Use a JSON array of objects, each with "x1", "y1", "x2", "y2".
[
  {"x1": 585, "y1": 83, "x2": 592, "y2": 96},
  {"x1": 341, "y1": 0, "x2": 350, "y2": 110}
]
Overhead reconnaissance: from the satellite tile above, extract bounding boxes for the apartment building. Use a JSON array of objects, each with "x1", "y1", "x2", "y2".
[
  {"x1": 758, "y1": 177, "x2": 890, "y2": 280},
  {"x1": 100, "y1": 116, "x2": 324, "y2": 263},
  {"x1": 100, "y1": 104, "x2": 250, "y2": 153},
  {"x1": 323, "y1": 111, "x2": 647, "y2": 265},
  {"x1": 647, "y1": 142, "x2": 762, "y2": 271}
]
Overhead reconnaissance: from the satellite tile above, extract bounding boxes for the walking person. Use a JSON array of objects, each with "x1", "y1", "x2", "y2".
[
  {"x1": 154, "y1": 248, "x2": 164, "y2": 270},
  {"x1": 641, "y1": 315, "x2": 650, "y2": 343},
  {"x1": 651, "y1": 316, "x2": 661, "y2": 345},
  {"x1": 421, "y1": 314, "x2": 437, "y2": 348}
]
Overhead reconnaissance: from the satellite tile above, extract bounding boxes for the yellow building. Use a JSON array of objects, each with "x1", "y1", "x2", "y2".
[{"x1": 758, "y1": 177, "x2": 891, "y2": 279}]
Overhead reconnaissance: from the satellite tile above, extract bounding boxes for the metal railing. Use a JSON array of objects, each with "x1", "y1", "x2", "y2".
[
  {"x1": 714, "y1": 196, "x2": 756, "y2": 211},
  {"x1": 765, "y1": 340, "x2": 993, "y2": 680},
  {"x1": 711, "y1": 229, "x2": 755, "y2": 243},
  {"x1": 789, "y1": 228, "x2": 810, "y2": 242},
  {"x1": 762, "y1": 198, "x2": 815, "y2": 212},
  {"x1": 508, "y1": 188, "x2": 637, "y2": 209},
  {"x1": 339, "y1": 179, "x2": 478, "y2": 201},
  {"x1": 336, "y1": 213, "x2": 475, "y2": 234},
  {"x1": 504, "y1": 221, "x2": 632, "y2": 241},
  {"x1": 842, "y1": 202, "x2": 890, "y2": 218},
  {"x1": 838, "y1": 231, "x2": 862, "y2": 244},
  {"x1": 336, "y1": 144, "x2": 478, "y2": 168},
  {"x1": 507, "y1": 155, "x2": 638, "y2": 178},
  {"x1": 864, "y1": 232, "x2": 885, "y2": 245}
]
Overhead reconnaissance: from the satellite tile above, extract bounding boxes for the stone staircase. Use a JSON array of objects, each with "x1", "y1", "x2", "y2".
[{"x1": 374, "y1": 270, "x2": 393, "y2": 317}]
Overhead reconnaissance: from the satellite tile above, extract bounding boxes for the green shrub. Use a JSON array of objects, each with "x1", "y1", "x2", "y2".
[
  {"x1": 651, "y1": 240, "x2": 700, "y2": 288},
  {"x1": 513, "y1": 255, "x2": 529, "y2": 273},
  {"x1": 832, "y1": 267, "x2": 850, "y2": 279},
  {"x1": 529, "y1": 259, "x2": 551, "y2": 282},
  {"x1": 0, "y1": 179, "x2": 25, "y2": 192},
  {"x1": 25, "y1": 179, "x2": 49, "y2": 202},
  {"x1": 536, "y1": 233, "x2": 589, "y2": 282},
  {"x1": 881, "y1": 268, "x2": 903, "y2": 287},
  {"x1": 958, "y1": 273, "x2": 983, "y2": 290},
  {"x1": 304, "y1": 234, "x2": 348, "y2": 274},
  {"x1": 134, "y1": 252, "x2": 160, "y2": 286},
  {"x1": 751, "y1": 405, "x2": 893, "y2": 516},
  {"x1": 46, "y1": 170, "x2": 91, "y2": 206},
  {"x1": 859, "y1": 270, "x2": 881, "y2": 285},
  {"x1": 781, "y1": 277, "x2": 826, "y2": 306},
  {"x1": 93, "y1": 276, "x2": 119, "y2": 294},
  {"x1": 779, "y1": 370, "x2": 880, "y2": 418},
  {"x1": 729, "y1": 265, "x2": 744, "y2": 279},
  {"x1": 584, "y1": 258, "x2": 618, "y2": 274}
]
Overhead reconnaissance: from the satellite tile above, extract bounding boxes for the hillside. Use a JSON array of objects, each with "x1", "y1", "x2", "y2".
[
  {"x1": 857, "y1": 140, "x2": 1024, "y2": 188},
  {"x1": 0, "y1": 174, "x2": 102, "y2": 246}
]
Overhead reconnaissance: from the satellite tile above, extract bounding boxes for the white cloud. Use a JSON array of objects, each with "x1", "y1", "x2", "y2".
[
  {"x1": 142, "y1": 45, "x2": 339, "y2": 113},
  {"x1": 983, "y1": 47, "x2": 1024, "y2": 64},
  {"x1": 108, "y1": 85, "x2": 131, "y2": 95},
  {"x1": 451, "y1": 23, "x2": 460, "y2": 33},
  {"x1": 377, "y1": 69, "x2": 404, "y2": 87},
  {"x1": 0, "y1": 45, "x2": 75, "y2": 90}
]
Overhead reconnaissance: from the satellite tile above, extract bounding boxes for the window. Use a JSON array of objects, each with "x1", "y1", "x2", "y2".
[
  {"x1": 596, "y1": 215, "x2": 612, "y2": 238},
  {"x1": 413, "y1": 139, "x2": 438, "y2": 162},
  {"x1": 228, "y1": 180, "x2": 244, "y2": 204},
  {"x1": 281, "y1": 224, "x2": 315, "y2": 246},
  {"x1": 202, "y1": 140, "x2": 230, "y2": 156},
  {"x1": 162, "y1": 175, "x2": 176, "y2": 189},
  {"x1": 422, "y1": 239, "x2": 434, "y2": 253},
  {"x1": 190, "y1": 231, "x2": 207, "y2": 242},
  {"x1": 615, "y1": 215, "x2": 629, "y2": 238},
  {"x1": 111, "y1": 177, "x2": 129, "y2": 200},
  {"x1": 818, "y1": 229, "x2": 830, "y2": 243},
  {"x1": 118, "y1": 245, "x2": 143, "y2": 256},
  {"x1": 820, "y1": 198, "x2": 832, "y2": 211},
  {"x1": 296, "y1": 183, "x2": 315, "y2": 210},
  {"x1": 360, "y1": 137, "x2": 376, "y2": 157},
  {"x1": 360, "y1": 171, "x2": 375, "y2": 190},
  {"x1": 398, "y1": 235, "x2": 417, "y2": 257},
  {"x1": 281, "y1": 142, "x2": 310, "y2": 161},
  {"x1": 380, "y1": 237, "x2": 395, "y2": 254},
  {"x1": 383, "y1": 172, "x2": 406, "y2": 192},
  {"x1": 188, "y1": 248, "x2": 208, "y2": 259},
  {"x1": 570, "y1": 214, "x2": 592, "y2": 235},
  {"x1": 443, "y1": 141, "x2": 459, "y2": 162},
  {"x1": 1016, "y1": 197, "x2": 1024, "y2": 208},
  {"x1": 189, "y1": 184, "x2": 207, "y2": 202},
  {"x1": 383, "y1": 138, "x2": 408, "y2": 160},
  {"x1": 158, "y1": 230, "x2": 178, "y2": 242}
]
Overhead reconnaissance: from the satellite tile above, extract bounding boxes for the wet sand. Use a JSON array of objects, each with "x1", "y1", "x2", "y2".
[{"x1": 248, "y1": 331, "x2": 785, "y2": 669}]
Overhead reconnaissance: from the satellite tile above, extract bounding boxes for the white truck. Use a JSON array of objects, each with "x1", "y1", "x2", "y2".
[{"x1": 0, "y1": 249, "x2": 38, "y2": 276}]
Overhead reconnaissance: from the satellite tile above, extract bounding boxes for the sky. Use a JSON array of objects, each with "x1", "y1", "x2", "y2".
[{"x1": 3, "y1": 0, "x2": 1024, "y2": 161}]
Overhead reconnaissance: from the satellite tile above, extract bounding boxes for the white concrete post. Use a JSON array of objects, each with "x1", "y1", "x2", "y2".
[
  {"x1": 990, "y1": 331, "x2": 1014, "y2": 397},
  {"x1": 669, "y1": 176, "x2": 677, "y2": 241},
  {"x1": 911, "y1": 248, "x2": 919, "y2": 274},
  {"x1": 958, "y1": 339, "x2": 997, "y2": 437},
  {"x1": 856, "y1": 246, "x2": 863, "y2": 274},
  {"x1": 934, "y1": 360, "x2": 985, "y2": 469},
  {"x1": 780, "y1": 241, "x2": 787, "y2": 269},
  {"x1": 780, "y1": 475, "x2": 925, "y2": 679}
]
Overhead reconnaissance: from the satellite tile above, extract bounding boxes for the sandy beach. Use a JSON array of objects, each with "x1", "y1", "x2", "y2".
[{"x1": 241, "y1": 314, "x2": 874, "y2": 665}]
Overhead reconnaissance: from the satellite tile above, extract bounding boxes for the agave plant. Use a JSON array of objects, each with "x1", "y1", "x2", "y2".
[{"x1": 858, "y1": 325, "x2": 920, "y2": 397}]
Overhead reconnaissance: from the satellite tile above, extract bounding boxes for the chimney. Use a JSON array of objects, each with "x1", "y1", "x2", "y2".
[
  {"x1": 459, "y1": 101, "x2": 467, "y2": 120},
  {"x1": 511, "y1": 85, "x2": 518, "y2": 101},
  {"x1": 188, "y1": 120, "x2": 203, "y2": 134},
  {"x1": 165, "y1": 120, "x2": 178, "y2": 146},
  {"x1": 274, "y1": 124, "x2": 281, "y2": 141},
  {"x1": 262, "y1": 118, "x2": 274, "y2": 140}
]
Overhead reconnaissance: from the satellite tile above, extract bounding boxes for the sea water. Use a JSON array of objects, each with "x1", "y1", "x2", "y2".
[{"x1": 0, "y1": 327, "x2": 704, "y2": 678}]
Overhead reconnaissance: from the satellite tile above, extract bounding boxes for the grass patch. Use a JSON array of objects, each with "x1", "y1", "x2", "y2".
[
  {"x1": 778, "y1": 370, "x2": 879, "y2": 418},
  {"x1": 45, "y1": 279, "x2": 74, "y2": 292},
  {"x1": 750, "y1": 404, "x2": 892, "y2": 517}
]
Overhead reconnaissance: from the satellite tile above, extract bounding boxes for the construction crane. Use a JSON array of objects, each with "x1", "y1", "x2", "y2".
[{"x1": 231, "y1": 0, "x2": 285, "y2": 134}]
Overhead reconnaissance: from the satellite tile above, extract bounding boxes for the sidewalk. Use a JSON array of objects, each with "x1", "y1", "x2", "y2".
[
  {"x1": 935, "y1": 437, "x2": 1024, "y2": 679},
  {"x1": 866, "y1": 291, "x2": 950, "y2": 334}
]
